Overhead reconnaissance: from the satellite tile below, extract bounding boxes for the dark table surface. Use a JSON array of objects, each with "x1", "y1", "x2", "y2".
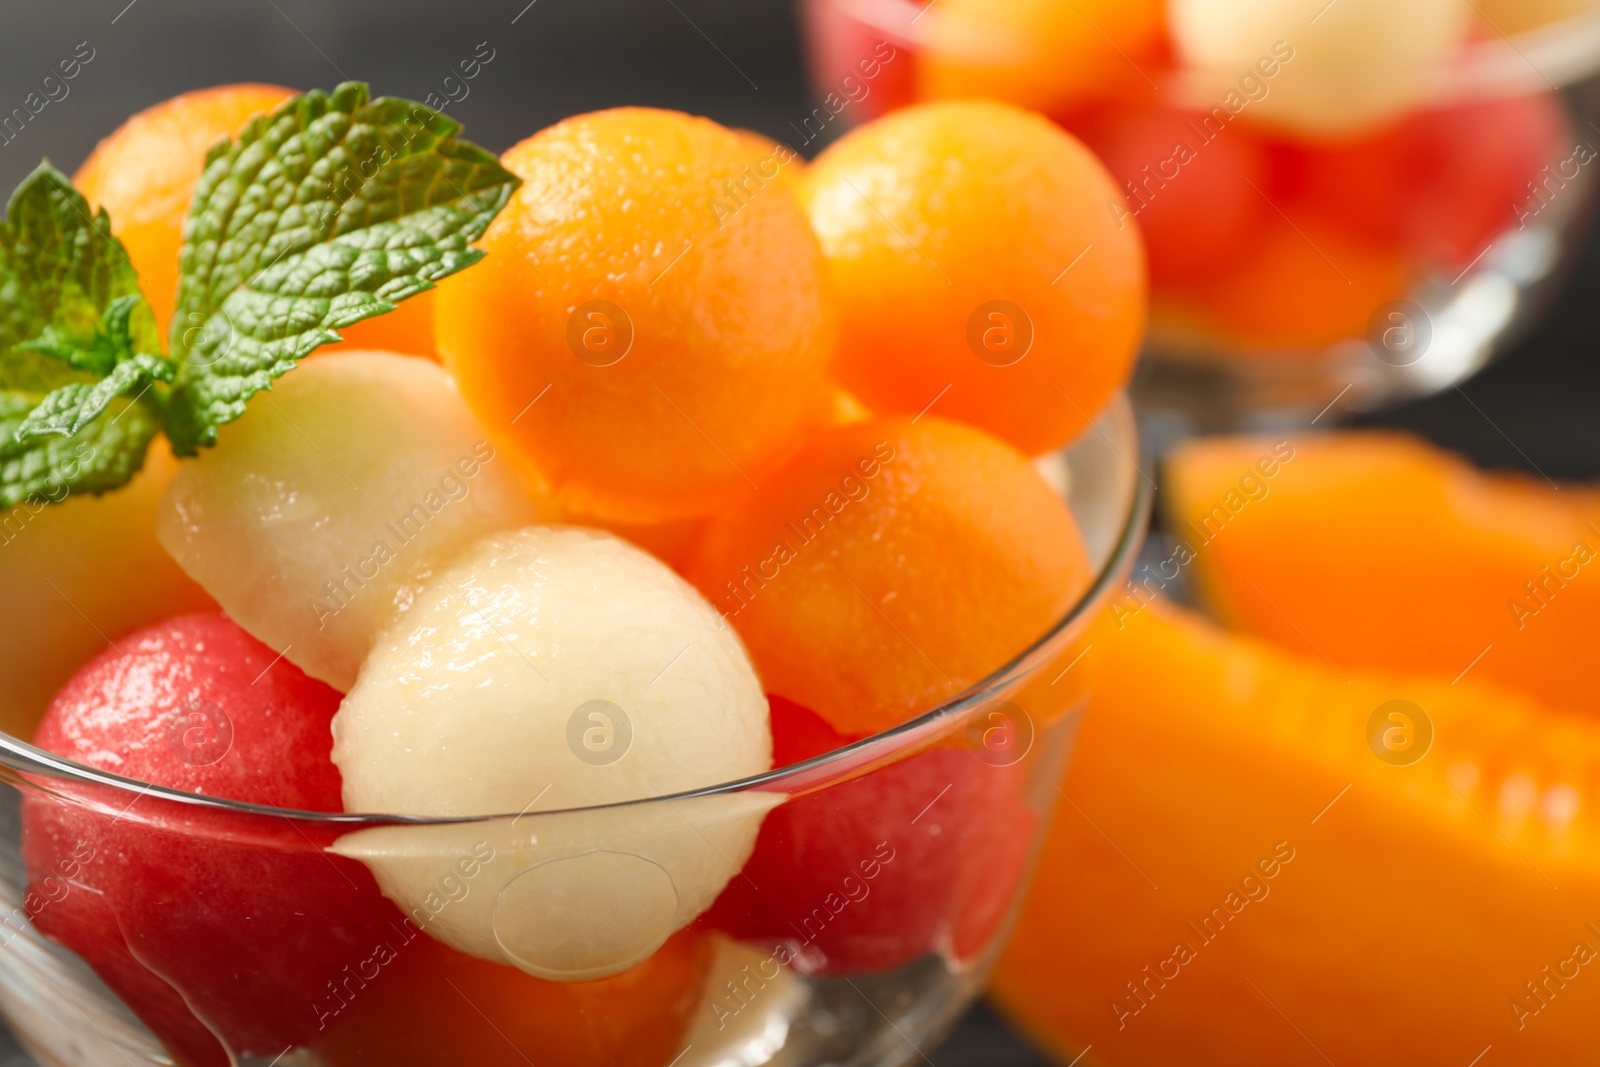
[{"x1": 0, "y1": 1, "x2": 1594, "y2": 1064}]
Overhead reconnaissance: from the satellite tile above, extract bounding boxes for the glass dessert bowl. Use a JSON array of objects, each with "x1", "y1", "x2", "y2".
[
  {"x1": 0, "y1": 77, "x2": 1152, "y2": 1067},
  {"x1": 802, "y1": 0, "x2": 1600, "y2": 432},
  {"x1": 0, "y1": 395, "x2": 1146, "y2": 1067}
]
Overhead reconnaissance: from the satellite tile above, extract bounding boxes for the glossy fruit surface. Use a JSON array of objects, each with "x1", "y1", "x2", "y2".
[
  {"x1": 686, "y1": 417, "x2": 1091, "y2": 736},
  {"x1": 31, "y1": 612, "x2": 345, "y2": 804},
  {"x1": 436, "y1": 107, "x2": 835, "y2": 522},
  {"x1": 995, "y1": 601, "x2": 1600, "y2": 1066},
  {"x1": 1166, "y1": 431, "x2": 1600, "y2": 714},
  {"x1": 23, "y1": 613, "x2": 402, "y2": 1062},
  {"x1": 800, "y1": 100, "x2": 1145, "y2": 456},
  {"x1": 333, "y1": 527, "x2": 772, "y2": 980},
  {"x1": 335, "y1": 527, "x2": 771, "y2": 819}
]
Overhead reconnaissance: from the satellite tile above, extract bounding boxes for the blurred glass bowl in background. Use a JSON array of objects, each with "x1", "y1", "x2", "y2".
[{"x1": 802, "y1": 0, "x2": 1600, "y2": 435}]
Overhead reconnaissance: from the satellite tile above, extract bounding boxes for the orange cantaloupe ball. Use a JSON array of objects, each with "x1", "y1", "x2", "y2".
[
  {"x1": 435, "y1": 107, "x2": 836, "y2": 523},
  {"x1": 1187, "y1": 216, "x2": 1408, "y2": 351},
  {"x1": 314, "y1": 927, "x2": 709, "y2": 1067},
  {"x1": 799, "y1": 100, "x2": 1146, "y2": 457},
  {"x1": 685, "y1": 416, "x2": 1092, "y2": 736},
  {"x1": 733, "y1": 128, "x2": 805, "y2": 193}
]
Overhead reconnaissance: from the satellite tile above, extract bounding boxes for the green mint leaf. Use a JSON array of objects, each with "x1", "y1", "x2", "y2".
[
  {"x1": 16, "y1": 354, "x2": 174, "y2": 443},
  {"x1": 20, "y1": 294, "x2": 162, "y2": 377},
  {"x1": 164, "y1": 81, "x2": 521, "y2": 453},
  {"x1": 0, "y1": 391, "x2": 160, "y2": 509},
  {"x1": 0, "y1": 163, "x2": 149, "y2": 392},
  {"x1": 0, "y1": 165, "x2": 159, "y2": 508},
  {"x1": 13, "y1": 326, "x2": 88, "y2": 371}
]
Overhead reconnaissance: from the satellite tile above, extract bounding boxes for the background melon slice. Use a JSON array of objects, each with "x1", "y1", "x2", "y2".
[
  {"x1": 994, "y1": 601, "x2": 1600, "y2": 1066},
  {"x1": 1164, "y1": 431, "x2": 1600, "y2": 714}
]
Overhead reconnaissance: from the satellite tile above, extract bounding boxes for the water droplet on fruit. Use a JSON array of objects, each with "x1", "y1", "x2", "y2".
[
  {"x1": 491, "y1": 851, "x2": 678, "y2": 980},
  {"x1": 1542, "y1": 784, "x2": 1581, "y2": 829},
  {"x1": 1499, "y1": 774, "x2": 1538, "y2": 819}
]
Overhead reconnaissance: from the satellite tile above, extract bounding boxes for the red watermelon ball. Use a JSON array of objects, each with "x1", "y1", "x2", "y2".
[
  {"x1": 12, "y1": 854, "x2": 226, "y2": 1067},
  {"x1": 1272, "y1": 91, "x2": 1570, "y2": 267},
  {"x1": 22, "y1": 612, "x2": 407, "y2": 1065},
  {"x1": 1072, "y1": 103, "x2": 1271, "y2": 289},
  {"x1": 701, "y1": 696, "x2": 1039, "y2": 974}
]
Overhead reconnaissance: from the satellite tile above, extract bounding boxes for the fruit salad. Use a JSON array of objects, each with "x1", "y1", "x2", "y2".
[
  {"x1": 804, "y1": 0, "x2": 1600, "y2": 420},
  {"x1": 0, "y1": 81, "x2": 1145, "y2": 1067}
]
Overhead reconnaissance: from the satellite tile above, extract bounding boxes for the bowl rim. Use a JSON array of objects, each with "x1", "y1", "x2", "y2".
[
  {"x1": 818, "y1": 0, "x2": 1600, "y2": 97},
  {"x1": 1, "y1": 397, "x2": 1152, "y2": 826}
]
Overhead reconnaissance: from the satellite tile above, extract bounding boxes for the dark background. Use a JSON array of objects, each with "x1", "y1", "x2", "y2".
[{"x1": 0, "y1": 0, "x2": 1595, "y2": 1063}]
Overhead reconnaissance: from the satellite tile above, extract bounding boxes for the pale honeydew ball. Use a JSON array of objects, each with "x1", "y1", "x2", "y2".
[
  {"x1": 158, "y1": 352, "x2": 550, "y2": 691},
  {"x1": 1171, "y1": 0, "x2": 1471, "y2": 136},
  {"x1": 330, "y1": 526, "x2": 775, "y2": 980},
  {"x1": 333, "y1": 526, "x2": 771, "y2": 816}
]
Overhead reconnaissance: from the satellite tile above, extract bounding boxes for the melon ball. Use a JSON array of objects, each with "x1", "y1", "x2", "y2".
[
  {"x1": 158, "y1": 351, "x2": 549, "y2": 692},
  {"x1": 330, "y1": 527, "x2": 774, "y2": 981},
  {"x1": 435, "y1": 107, "x2": 835, "y2": 524},
  {"x1": 1170, "y1": 0, "x2": 1471, "y2": 137},
  {"x1": 919, "y1": 0, "x2": 1169, "y2": 115}
]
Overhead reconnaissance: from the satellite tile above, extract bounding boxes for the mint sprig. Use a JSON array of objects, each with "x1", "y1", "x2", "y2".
[
  {"x1": 0, "y1": 164, "x2": 163, "y2": 508},
  {"x1": 0, "y1": 82, "x2": 520, "y2": 506},
  {"x1": 16, "y1": 294, "x2": 176, "y2": 442},
  {"x1": 164, "y1": 82, "x2": 518, "y2": 452},
  {"x1": 0, "y1": 391, "x2": 162, "y2": 506}
]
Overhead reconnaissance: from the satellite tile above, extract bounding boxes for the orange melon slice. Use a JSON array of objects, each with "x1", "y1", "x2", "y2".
[
  {"x1": 993, "y1": 601, "x2": 1600, "y2": 1067},
  {"x1": 1163, "y1": 431, "x2": 1600, "y2": 713}
]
